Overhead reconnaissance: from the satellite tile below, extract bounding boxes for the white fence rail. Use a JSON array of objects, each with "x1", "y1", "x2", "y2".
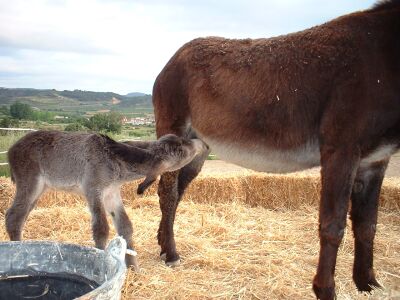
[
  {"x1": 0, "y1": 128, "x2": 37, "y2": 131},
  {"x1": 0, "y1": 128, "x2": 37, "y2": 166}
]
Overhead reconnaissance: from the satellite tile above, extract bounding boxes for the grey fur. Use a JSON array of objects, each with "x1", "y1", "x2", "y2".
[{"x1": 5, "y1": 130, "x2": 206, "y2": 271}]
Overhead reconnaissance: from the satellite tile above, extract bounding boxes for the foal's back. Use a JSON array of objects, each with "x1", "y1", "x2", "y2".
[{"x1": 8, "y1": 131, "x2": 108, "y2": 190}]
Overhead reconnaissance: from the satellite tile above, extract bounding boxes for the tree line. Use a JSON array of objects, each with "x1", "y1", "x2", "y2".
[{"x1": 0, "y1": 102, "x2": 123, "y2": 134}]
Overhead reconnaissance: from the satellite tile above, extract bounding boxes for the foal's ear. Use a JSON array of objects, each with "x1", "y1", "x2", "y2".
[{"x1": 137, "y1": 176, "x2": 156, "y2": 195}]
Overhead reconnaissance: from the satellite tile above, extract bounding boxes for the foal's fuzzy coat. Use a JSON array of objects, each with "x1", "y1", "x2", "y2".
[{"x1": 5, "y1": 130, "x2": 207, "y2": 270}]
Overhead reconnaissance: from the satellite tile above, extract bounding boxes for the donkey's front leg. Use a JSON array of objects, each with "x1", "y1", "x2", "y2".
[
  {"x1": 350, "y1": 160, "x2": 388, "y2": 291},
  {"x1": 313, "y1": 146, "x2": 360, "y2": 300},
  {"x1": 157, "y1": 171, "x2": 180, "y2": 266},
  {"x1": 157, "y1": 147, "x2": 209, "y2": 266}
]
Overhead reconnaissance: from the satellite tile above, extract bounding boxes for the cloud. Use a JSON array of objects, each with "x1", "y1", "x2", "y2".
[
  {"x1": 0, "y1": 0, "x2": 376, "y2": 94},
  {"x1": 0, "y1": 0, "x2": 121, "y2": 54}
]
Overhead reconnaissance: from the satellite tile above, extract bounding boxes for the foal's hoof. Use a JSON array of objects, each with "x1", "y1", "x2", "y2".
[
  {"x1": 160, "y1": 252, "x2": 181, "y2": 267},
  {"x1": 126, "y1": 254, "x2": 140, "y2": 273},
  {"x1": 312, "y1": 284, "x2": 336, "y2": 300}
]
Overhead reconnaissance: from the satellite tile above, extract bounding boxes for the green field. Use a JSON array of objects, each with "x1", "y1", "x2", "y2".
[
  {"x1": 0, "y1": 88, "x2": 216, "y2": 177},
  {"x1": 0, "y1": 88, "x2": 153, "y2": 115},
  {"x1": 0, "y1": 131, "x2": 28, "y2": 177},
  {"x1": 118, "y1": 125, "x2": 156, "y2": 140}
]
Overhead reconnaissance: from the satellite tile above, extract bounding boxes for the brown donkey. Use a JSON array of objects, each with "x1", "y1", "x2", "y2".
[
  {"x1": 6, "y1": 130, "x2": 207, "y2": 271},
  {"x1": 152, "y1": 1, "x2": 400, "y2": 299}
]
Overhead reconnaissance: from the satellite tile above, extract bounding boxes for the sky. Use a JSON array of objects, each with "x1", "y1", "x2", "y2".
[{"x1": 0, "y1": 0, "x2": 376, "y2": 95}]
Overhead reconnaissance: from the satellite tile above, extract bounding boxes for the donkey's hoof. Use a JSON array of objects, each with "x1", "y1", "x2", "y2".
[
  {"x1": 354, "y1": 269, "x2": 382, "y2": 292},
  {"x1": 165, "y1": 259, "x2": 181, "y2": 267},
  {"x1": 313, "y1": 283, "x2": 336, "y2": 300},
  {"x1": 355, "y1": 278, "x2": 382, "y2": 293},
  {"x1": 160, "y1": 252, "x2": 181, "y2": 267},
  {"x1": 160, "y1": 252, "x2": 167, "y2": 261}
]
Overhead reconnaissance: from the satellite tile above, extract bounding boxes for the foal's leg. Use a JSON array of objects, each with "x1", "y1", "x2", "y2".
[
  {"x1": 158, "y1": 146, "x2": 210, "y2": 266},
  {"x1": 313, "y1": 146, "x2": 360, "y2": 300},
  {"x1": 103, "y1": 187, "x2": 139, "y2": 271},
  {"x1": 85, "y1": 188, "x2": 109, "y2": 250},
  {"x1": 5, "y1": 176, "x2": 46, "y2": 241},
  {"x1": 350, "y1": 159, "x2": 388, "y2": 291}
]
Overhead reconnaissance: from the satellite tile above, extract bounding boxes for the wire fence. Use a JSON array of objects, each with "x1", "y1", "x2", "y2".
[{"x1": 0, "y1": 128, "x2": 37, "y2": 166}]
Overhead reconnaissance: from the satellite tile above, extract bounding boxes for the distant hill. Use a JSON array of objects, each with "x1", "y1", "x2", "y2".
[
  {"x1": 126, "y1": 92, "x2": 147, "y2": 97},
  {"x1": 0, "y1": 88, "x2": 153, "y2": 114}
]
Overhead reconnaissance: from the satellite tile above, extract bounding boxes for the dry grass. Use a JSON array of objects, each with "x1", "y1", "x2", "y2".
[
  {"x1": 1, "y1": 170, "x2": 399, "y2": 212},
  {"x1": 0, "y1": 171, "x2": 399, "y2": 299}
]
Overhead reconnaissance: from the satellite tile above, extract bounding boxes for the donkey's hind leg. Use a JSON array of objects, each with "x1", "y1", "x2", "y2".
[
  {"x1": 85, "y1": 188, "x2": 110, "y2": 250},
  {"x1": 158, "y1": 141, "x2": 210, "y2": 266},
  {"x1": 313, "y1": 145, "x2": 360, "y2": 300},
  {"x1": 350, "y1": 159, "x2": 388, "y2": 291},
  {"x1": 103, "y1": 187, "x2": 139, "y2": 271},
  {"x1": 5, "y1": 176, "x2": 46, "y2": 241}
]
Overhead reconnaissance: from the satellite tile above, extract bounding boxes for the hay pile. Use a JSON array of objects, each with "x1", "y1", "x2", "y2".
[
  {"x1": 0, "y1": 167, "x2": 399, "y2": 299},
  {"x1": 1, "y1": 168, "x2": 399, "y2": 212}
]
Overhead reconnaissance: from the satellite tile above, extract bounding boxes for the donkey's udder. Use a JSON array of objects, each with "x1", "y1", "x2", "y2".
[{"x1": 201, "y1": 137, "x2": 321, "y2": 173}]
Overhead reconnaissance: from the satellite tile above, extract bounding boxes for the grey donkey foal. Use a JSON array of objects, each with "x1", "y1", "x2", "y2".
[{"x1": 6, "y1": 130, "x2": 207, "y2": 271}]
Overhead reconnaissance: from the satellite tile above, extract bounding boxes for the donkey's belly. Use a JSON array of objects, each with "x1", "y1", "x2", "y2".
[
  {"x1": 201, "y1": 137, "x2": 321, "y2": 173},
  {"x1": 42, "y1": 175, "x2": 84, "y2": 195}
]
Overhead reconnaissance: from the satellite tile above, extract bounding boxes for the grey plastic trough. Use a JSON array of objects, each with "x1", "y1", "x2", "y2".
[{"x1": 0, "y1": 237, "x2": 128, "y2": 299}]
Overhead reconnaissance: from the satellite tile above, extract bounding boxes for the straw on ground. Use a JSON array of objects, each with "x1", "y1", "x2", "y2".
[{"x1": 0, "y1": 169, "x2": 398, "y2": 299}]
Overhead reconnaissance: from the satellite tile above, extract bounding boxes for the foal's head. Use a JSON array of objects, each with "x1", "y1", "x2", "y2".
[{"x1": 137, "y1": 134, "x2": 208, "y2": 194}]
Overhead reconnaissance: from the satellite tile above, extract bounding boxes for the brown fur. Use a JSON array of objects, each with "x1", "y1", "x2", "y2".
[{"x1": 152, "y1": 1, "x2": 400, "y2": 299}]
